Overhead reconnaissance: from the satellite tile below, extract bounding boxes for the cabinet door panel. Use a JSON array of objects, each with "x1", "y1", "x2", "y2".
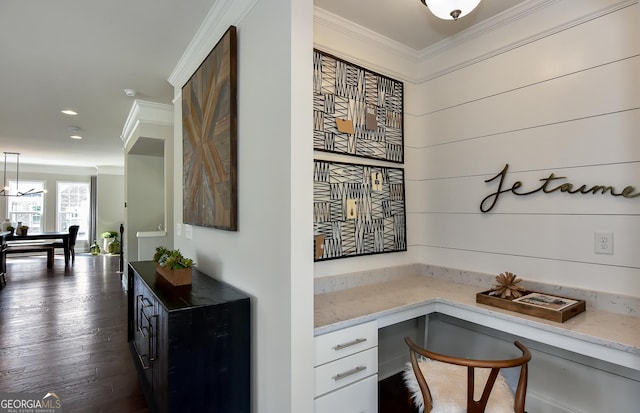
[
  {"x1": 128, "y1": 262, "x2": 251, "y2": 413},
  {"x1": 315, "y1": 347, "x2": 378, "y2": 397},
  {"x1": 132, "y1": 276, "x2": 154, "y2": 386},
  {"x1": 315, "y1": 321, "x2": 378, "y2": 366},
  {"x1": 315, "y1": 374, "x2": 378, "y2": 413}
]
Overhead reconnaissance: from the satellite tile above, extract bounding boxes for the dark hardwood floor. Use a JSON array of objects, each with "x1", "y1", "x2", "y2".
[
  {"x1": 379, "y1": 372, "x2": 417, "y2": 413},
  {"x1": 0, "y1": 253, "x2": 148, "y2": 413},
  {"x1": 1, "y1": 253, "x2": 416, "y2": 413}
]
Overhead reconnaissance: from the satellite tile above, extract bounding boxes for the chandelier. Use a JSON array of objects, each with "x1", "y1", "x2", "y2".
[
  {"x1": 1, "y1": 152, "x2": 45, "y2": 197},
  {"x1": 420, "y1": 0, "x2": 482, "y2": 20}
]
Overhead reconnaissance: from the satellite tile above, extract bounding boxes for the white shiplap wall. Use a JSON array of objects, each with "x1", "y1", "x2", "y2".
[
  {"x1": 410, "y1": 0, "x2": 640, "y2": 297},
  {"x1": 315, "y1": 0, "x2": 640, "y2": 298}
]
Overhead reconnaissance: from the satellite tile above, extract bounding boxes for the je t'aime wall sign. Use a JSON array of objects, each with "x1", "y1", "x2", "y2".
[{"x1": 481, "y1": 164, "x2": 640, "y2": 213}]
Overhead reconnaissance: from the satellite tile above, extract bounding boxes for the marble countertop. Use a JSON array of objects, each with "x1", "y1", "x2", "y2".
[{"x1": 315, "y1": 274, "x2": 640, "y2": 368}]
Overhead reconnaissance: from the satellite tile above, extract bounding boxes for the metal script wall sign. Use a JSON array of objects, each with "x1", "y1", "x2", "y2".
[
  {"x1": 314, "y1": 160, "x2": 407, "y2": 261},
  {"x1": 481, "y1": 164, "x2": 640, "y2": 212},
  {"x1": 182, "y1": 26, "x2": 237, "y2": 230},
  {"x1": 313, "y1": 49, "x2": 404, "y2": 163}
]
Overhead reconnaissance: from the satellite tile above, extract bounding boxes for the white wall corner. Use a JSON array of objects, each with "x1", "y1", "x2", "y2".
[{"x1": 313, "y1": 6, "x2": 420, "y2": 83}]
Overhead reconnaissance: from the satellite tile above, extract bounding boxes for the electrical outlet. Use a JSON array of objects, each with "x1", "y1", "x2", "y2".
[{"x1": 594, "y1": 232, "x2": 613, "y2": 255}]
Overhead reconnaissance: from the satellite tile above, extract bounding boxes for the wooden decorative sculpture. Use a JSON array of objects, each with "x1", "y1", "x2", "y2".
[{"x1": 489, "y1": 272, "x2": 525, "y2": 299}]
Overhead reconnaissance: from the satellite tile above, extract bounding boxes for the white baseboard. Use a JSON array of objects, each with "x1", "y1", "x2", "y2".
[{"x1": 527, "y1": 392, "x2": 581, "y2": 413}]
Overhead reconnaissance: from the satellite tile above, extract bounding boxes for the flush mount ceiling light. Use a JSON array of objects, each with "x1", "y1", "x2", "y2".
[
  {"x1": 68, "y1": 126, "x2": 83, "y2": 140},
  {"x1": 61, "y1": 109, "x2": 78, "y2": 115},
  {"x1": 1, "y1": 152, "x2": 46, "y2": 197},
  {"x1": 420, "y1": 0, "x2": 482, "y2": 20},
  {"x1": 124, "y1": 88, "x2": 137, "y2": 97}
]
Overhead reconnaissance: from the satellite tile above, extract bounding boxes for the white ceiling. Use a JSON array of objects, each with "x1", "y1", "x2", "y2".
[
  {"x1": 0, "y1": 0, "x2": 526, "y2": 170},
  {"x1": 314, "y1": 0, "x2": 528, "y2": 51},
  {"x1": 0, "y1": 0, "x2": 215, "y2": 169}
]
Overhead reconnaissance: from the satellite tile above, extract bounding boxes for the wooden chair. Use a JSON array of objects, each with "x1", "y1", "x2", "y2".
[
  {"x1": 51, "y1": 225, "x2": 79, "y2": 264},
  {"x1": 404, "y1": 336, "x2": 531, "y2": 413}
]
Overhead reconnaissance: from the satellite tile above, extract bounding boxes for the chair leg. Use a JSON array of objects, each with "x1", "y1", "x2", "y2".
[
  {"x1": 47, "y1": 248, "x2": 54, "y2": 268},
  {"x1": 71, "y1": 247, "x2": 75, "y2": 264}
]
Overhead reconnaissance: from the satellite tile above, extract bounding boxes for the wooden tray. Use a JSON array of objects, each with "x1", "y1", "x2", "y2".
[{"x1": 476, "y1": 290, "x2": 585, "y2": 323}]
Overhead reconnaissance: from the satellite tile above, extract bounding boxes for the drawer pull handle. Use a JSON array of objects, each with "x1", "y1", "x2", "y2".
[
  {"x1": 138, "y1": 295, "x2": 153, "y2": 308},
  {"x1": 132, "y1": 341, "x2": 151, "y2": 370},
  {"x1": 333, "y1": 338, "x2": 366, "y2": 351},
  {"x1": 333, "y1": 365, "x2": 366, "y2": 381}
]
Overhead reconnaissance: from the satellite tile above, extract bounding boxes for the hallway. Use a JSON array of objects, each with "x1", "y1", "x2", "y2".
[{"x1": 0, "y1": 254, "x2": 148, "y2": 412}]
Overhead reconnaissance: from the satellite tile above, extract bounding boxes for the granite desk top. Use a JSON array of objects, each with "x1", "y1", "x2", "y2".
[{"x1": 314, "y1": 274, "x2": 640, "y2": 370}]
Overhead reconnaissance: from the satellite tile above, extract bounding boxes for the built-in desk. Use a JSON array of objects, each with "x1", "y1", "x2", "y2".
[
  {"x1": 314, "y1": 273, "x2": 640, "y2": 412},
  {"x1": 315, "y1": 274, "x2": 640, "y2": 369}
]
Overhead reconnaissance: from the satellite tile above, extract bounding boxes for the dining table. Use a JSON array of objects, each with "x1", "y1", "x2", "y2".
[{"x1": 6, "y1": 231, "x2": 71, "y2": 267}]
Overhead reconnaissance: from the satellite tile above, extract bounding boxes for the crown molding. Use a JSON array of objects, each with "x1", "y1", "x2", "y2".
[
  {"x1": 121, "y1": 100, "x2": 173, "y2": 146},
  {"x1": 315, "y1": 0, "x2": 634, "y2": 83},
  {"x1": 414, "y1": 0, "x2": 636, "y2": 83},
  {"x1": 416, "y1": 0, "x2": 558, "y2": 61},
  {"x1": 15, "y1": 163, "x2": 99, "y2": 176},
  {"x1": 168, "y1": 0, "x2": 258, "y2": 90},
  {"x1": 314, "y1": 6, "x2": 419, "y2": 82},
  {"x1": 313, "y1": 6, "x2": 419, "y2": 59},
  {"x1": 314, "y1": 0, "x2": 561, "y2": 83}
]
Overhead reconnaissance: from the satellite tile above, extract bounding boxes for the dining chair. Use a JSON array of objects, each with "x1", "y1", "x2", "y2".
[
  {"x1": 404, "y1": 336, "x2": 531, "y2": 413},
  {"x1": 51, "y1": 225, "x2": 79, "y2": 264}
]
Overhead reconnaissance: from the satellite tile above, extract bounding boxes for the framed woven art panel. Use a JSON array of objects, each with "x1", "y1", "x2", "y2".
[
  {"x1": 313, "y1": 49, "x2": 404, "y2": 163},
  {"x1": 313, "y1": 160, "x2": 407, "y2": 261}
]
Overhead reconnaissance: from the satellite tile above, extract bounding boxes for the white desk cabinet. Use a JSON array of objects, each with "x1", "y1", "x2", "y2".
[{"x1": 314, "y1": 320, "x2": 378, "y2": 413}]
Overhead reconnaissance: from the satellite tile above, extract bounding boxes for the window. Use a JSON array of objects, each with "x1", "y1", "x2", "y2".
[
  {"x1": 6, "y1": 180, "x2": 45, "y2": 232},
  {"x1": 57, "y1": 182, "x2": 90, "y2": 241}
]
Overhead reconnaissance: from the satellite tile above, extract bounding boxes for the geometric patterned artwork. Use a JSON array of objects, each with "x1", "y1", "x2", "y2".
[
  {"x1": 182, "y1": 26, "x2": 238, "y2": 231},
  {"x1": 313, "y1": 160, "x2": 407, "y2": 261},
  {"x1": 313, "y1": 49, "x2": 404, "y2": 163}
]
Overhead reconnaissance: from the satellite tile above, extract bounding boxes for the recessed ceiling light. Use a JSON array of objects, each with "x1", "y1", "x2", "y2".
[
  {"x1": 124, "y1": 88, "x2": 137, "y2": 97},
  {"x1": 70, "y1": 135, "x2": 83, "y2": 140},
  {"x1": 61, "y1": 109, "x2": 78, "y2": 115}
]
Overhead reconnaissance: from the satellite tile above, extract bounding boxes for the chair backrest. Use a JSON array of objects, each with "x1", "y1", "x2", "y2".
[
  {"x1": 68, "y1": 225, "x2": 80, "y2": 247},
  {"x1": 405, "y1": 336, "x2": 531, "y2": 413}
]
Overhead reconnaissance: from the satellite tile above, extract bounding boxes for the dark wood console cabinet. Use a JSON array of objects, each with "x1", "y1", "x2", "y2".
[{"x1": 127, "y1": 261, "x2": 250, "y2": 413}]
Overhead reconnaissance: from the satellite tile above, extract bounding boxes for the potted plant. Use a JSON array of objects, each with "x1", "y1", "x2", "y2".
[
  {"x1": 101, "y1": 231, "x2": 118, "y2": 253},
  {"x1": 16, "y1": 225, "x2": 29, "y2": 236},
  {"x1": 153, "y1": 246, "x2": 194, "y2": 286},
  {"x1": 108, "y1": 234, "x2": 121, "y2": 255},
  {"x1": 90, "y1": 241, "x2": 101, "y2": 255},
  {"x1": 5, "y1": 225, "x2": 14, "y2": 236}
]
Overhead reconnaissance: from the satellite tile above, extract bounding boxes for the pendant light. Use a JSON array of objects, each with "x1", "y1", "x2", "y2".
[
  {"x1": 0, "y1": 152, "x2": 45, "y2": 197},
  {"x1": 420, "y1": 0, "x2": 482, "y2": 20}
]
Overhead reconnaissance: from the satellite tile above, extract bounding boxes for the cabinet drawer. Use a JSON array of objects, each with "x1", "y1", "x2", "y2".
[
  {"x1": 315, "y1": 347, "x2": 378, "y2": 397},
  {"x1": 315, "y1": 374, "x2": 378, "y2": 413},
  {"x1": 315, "y1": 321, "x2": 377, "y2": 366}
]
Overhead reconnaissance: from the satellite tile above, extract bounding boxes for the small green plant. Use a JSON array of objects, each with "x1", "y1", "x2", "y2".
[
  {"x1": 101, "y1": 231, "x2": 118, "y2": 239},
  {"x1": 153, "y1": 246, "x2": 194, "y2": 269},
  {"x1": 5, "y1": 225, "x2": 14, "y2": 232},
  {"x1": 153, "y1": 246, "x2": 170, "y2": 262},
  {"x1": 90, "y1": 241, "x2": 101, "y2": 255}
]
